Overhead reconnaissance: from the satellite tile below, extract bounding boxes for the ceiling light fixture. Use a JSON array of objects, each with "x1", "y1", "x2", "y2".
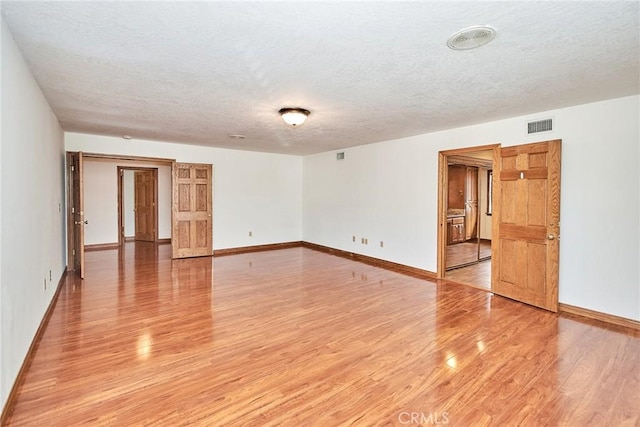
[
  {"x1": 447, "y1": 25, "x2": 496, "y2": 50},
  {"x1": 279, "y1": 107, "x2": 310, "y2": 127},
  {"x1": 123, "y1": 135, "x2": 132, "y2": 140}
]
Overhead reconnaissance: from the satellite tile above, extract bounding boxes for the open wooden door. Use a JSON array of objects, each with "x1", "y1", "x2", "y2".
[
  {"x1": 66, "y1": 151, "x2": 85, "y2": 279},
  {"x1": 134, "y1": 169, "x2": 158, "y2": 242},
  {"x1": 492, "y1": 140, "x2": 561, "y2": 312},
  {"x1": 172, "y1": 163, "x2": 212, "y2": 259}
]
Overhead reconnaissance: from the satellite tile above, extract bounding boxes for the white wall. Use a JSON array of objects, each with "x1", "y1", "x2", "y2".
[
  {"x1": 66, "y1": 134, "x2": 303, "y2": 249},
  {"x1": 304, "y1": 95, "x2": 640, "y2": 321},
  {"x1": 1, "y1": 20, "x2": 66, "y2": 409},
  {"x1": 83, "y1": 159, "x2": 171, "y2": 245},
  {"x1": 123, "y1": 170, "x2": 135, "y2": 237}
]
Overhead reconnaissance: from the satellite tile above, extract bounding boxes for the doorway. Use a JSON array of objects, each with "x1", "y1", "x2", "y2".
[
  {"x1": 117, "y1": 166, "x2": 159, "y2": 245},
  {"x1": 437, "y1": 144, "x2": 499, "y2": 290}
]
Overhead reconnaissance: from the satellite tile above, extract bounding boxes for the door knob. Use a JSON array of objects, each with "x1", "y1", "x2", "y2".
[{"x1": 547, "y1": 234, "x2": 555, "y2": 240}]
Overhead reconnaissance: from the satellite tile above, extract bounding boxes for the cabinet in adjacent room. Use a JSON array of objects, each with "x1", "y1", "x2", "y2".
[
  {"x1": 447, "y1": 165, "x2": 466, "y2": 210},
  {"x1": 447, "y1": 164, "x2": 479, "y2": 243},
  {"x1": 447, "y1": 216, "x2": 465, "y2": 245}
]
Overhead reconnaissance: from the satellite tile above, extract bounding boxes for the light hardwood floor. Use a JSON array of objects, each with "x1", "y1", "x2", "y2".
[
  {"x1": 445, "y1": 239, "x2": 491, "y2": 269},
  {"x1": 445, "y1": 260, "x2": 492, "y2": 290},
  {"x1": 3, "y1": 243, "x2": 639, "y2": 426}
]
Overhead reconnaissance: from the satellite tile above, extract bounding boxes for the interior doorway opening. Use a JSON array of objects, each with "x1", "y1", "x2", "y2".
[
  {"x1": 118, "y1": 166, "x2": 159, "y2": 245},
  {"x1": 437, "y1": 144, "x2": 500, "y2": 291}
]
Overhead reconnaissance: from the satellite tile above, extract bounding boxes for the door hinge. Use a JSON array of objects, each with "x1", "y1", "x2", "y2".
[
  {"x1": 72, "y1": 207, "x2": 75, "y2": 214},
  {"x1": 72, "y1": 249, "x2": 76, "y2": 256},
  {"x1": 71, "y1": 165, "x2": 75, "y2": 172}
]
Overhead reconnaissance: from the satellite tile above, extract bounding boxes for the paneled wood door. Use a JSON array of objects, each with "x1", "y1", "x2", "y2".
[
  {"x1": 66, "y1": 151, "x2": 85, "y2": 279},
  {"x1": 172, "y1": 163, "x2": 213, "y2": 259},
  {"x1": 134, "y1": 169, "x2": 157, "y2": 242},
  {"x1": 492, "y1": 140, "x2": 561, "y2": 312}
]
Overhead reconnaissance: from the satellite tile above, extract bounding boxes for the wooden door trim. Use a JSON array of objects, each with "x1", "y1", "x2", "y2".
[
  {"x1": 66, "y1": 152, "x2": 76, "y2": 271},
  {"x1": 83, "y1": 152, "x2": 174, "y2": 164},
  {"x1": 117, "y1": 166, "x2": 159, "y2": 245},
  {"x1": 437, "y1": 144, "x2": 500, "y2": 279}
]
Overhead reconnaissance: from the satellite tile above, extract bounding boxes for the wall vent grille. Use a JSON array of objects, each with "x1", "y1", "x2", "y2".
[
  {"x1": 527, "y1": 118, "x2": 553, "y2": 134},
  {"x1": 336, "y1": 152, "x2": 345, "y2": 160}
]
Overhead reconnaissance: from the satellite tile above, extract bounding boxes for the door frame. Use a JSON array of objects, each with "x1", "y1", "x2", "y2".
[
  {"x1": 66, "y1": 153, "x2": 173, "y2": 264},
  {"x1": 117, "y1": 166, "x2": 159, "y2": 245},
  {"x1": 66, "y1": 152, "x2": 76, "y2": 271},
  {"x1": 437, "y1": 143, "x2": 501, "y2": 280}
]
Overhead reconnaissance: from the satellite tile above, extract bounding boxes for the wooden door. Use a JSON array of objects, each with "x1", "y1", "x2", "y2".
[
  {"x1": 492, "y1": 140, "x2": 561, "y2": 312},
  {"x1": 66, "y1": 152, "x2": 85, "y2": 279},
  {"x1": 172, "y1": 163, "x2": 213, "y2": 259},
  {"x1": 134, "y1": 169, "x2": 157, "y2": 242}
]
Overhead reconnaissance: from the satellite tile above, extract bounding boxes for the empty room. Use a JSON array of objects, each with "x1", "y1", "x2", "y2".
[{"x1": 1, "y1": 2, "x2": 639, "y2": 426}]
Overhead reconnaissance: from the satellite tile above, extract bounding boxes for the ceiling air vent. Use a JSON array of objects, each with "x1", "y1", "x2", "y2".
[
  {"x1": 527, "y1": 118, "x2": 553, "y2": 135},
  {"x1": 336, "y1": 152, "x2": 345, "y2": 160},
  {"x1": 447, "y1": 26, "x2": 497, "y2": 50}
]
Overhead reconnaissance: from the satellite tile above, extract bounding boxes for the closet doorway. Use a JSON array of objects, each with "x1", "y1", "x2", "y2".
[{"x1": 437, "y1": 144, "x2": 499, "y2": 290}]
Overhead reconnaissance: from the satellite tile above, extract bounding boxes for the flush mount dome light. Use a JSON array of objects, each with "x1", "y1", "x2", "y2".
[
  {"x1": 447, "y1": 25, "x2": 496, "y2": 50},
  {"x1": 279, "y1": 107, "x2": 310, "y2": 127}
]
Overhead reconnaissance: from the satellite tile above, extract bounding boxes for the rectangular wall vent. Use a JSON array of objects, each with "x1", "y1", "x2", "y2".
[
  {"x1": 527, "y1": 118, "x2": 553, "y2": 134},
  {"x1": 336, "y1": 152, "x2": 345, "y2": 160}
]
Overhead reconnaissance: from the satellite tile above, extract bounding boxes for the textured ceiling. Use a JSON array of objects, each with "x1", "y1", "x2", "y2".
[{"x1": 2, "y1": 1, "x2": 639, "y2": 155}]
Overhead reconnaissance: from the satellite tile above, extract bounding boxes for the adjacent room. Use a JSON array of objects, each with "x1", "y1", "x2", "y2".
[{"x1": 1, "y1": 2, "x2": 639, "y2": 425}]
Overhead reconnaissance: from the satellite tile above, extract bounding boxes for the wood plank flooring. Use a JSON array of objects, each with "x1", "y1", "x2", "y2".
[
  {"x1": 446, "y1": 239, "x2": 491, "y2": 269},
  {"x1": 3, "y1": 243, "x2": 639, "y2": 426},
  {"x1": 445, "y1": 260, "x2": 492, "y2": 290}
]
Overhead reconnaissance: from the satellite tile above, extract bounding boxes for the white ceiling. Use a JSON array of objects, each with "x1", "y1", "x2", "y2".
[{"x1": 2, "y1": 1, "x2": 638, "y2": 155}]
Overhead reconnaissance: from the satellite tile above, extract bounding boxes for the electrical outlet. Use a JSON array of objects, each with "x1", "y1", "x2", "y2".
[
  {"x1": 249, "y1": 231, "x2": 252, "y2": 237},
  {"x1": 361, "y1": 238, "x2": 365, "y2": 244},
  {"x1": 50, "y1": 270, "x2": 52, "y2": 281},
  {"x1": 380, "y1": 241, "x2": 384, "y2": 248},
  {"x1": 352, "y1": 235, "x2": 356, "y2": 242},
  {"x1": 364, "y1": 238, "x2": 368, "y2": 245},
  {"x1": 44, "y1": 278, "x2": 47, "y2": 290}
]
